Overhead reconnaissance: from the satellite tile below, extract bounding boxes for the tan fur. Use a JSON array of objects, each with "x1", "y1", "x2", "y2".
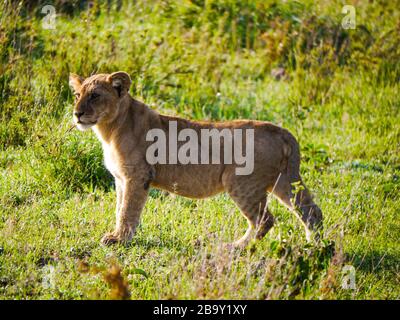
[{"x1": 69, "y1": 71, "x2": 323, "y2": 247}]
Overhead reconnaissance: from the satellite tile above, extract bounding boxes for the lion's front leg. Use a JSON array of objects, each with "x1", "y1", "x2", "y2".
[
  {"x1": 115, "y1": 178, "x2": 122, "y2": 214},
  {"x1": 101, "y1": 177, "x2": 149, "y2": 245}
]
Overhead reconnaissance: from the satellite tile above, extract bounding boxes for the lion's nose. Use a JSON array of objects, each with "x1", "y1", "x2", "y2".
[{"x1": 74, "y1": 111, "x2": 84, "y2": 119}]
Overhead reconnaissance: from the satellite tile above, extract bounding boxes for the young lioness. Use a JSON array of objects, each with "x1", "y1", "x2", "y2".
[{"x1": 69, "y1": 71, "x2": 322, "y2": 247}]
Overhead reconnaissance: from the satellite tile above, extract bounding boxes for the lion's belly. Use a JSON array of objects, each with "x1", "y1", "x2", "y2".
[{"x1": 152, "y1": 164, "x2": 225, "y2": 198}]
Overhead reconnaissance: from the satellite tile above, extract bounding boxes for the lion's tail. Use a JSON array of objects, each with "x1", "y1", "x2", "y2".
[{"x1": 281, "y1": 130, "x2": 301, "y2": 181}]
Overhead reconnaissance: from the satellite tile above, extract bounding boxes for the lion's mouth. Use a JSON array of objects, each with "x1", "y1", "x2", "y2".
[
  {"x1": 77, "y1": 120, "x2": 97, "y2": 125},
  {"x1": 76, "y1": 120, "x2": 97, "y2": 132}
]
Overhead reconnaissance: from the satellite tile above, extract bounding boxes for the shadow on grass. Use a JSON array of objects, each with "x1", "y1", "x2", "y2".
[
  {"x1": 127, "y1": 237, "x2": 190, "y2": 252},
  {"x1": 349, "y1": 250, "x2": 399, "y2": 274}
]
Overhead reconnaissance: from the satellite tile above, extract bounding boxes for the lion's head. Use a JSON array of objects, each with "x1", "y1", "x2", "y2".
[{"x1": 69, "y1": 71, "x2": 131, "y2": 131}]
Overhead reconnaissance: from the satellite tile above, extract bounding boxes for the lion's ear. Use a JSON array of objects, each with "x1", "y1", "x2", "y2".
[
  {"x1": 69, "y1": 73, "x2": 84, "y2": 93},
  {"x1": 108, "y1": 71, "x2": 131, "y2": 97}
]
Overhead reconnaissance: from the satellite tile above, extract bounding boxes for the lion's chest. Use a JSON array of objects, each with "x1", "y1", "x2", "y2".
[{"x1": 102, "y1": 143, "x2": 121, "y2": 179}]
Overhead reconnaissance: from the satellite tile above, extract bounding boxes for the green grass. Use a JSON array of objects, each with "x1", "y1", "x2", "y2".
[{"x1": 0, "y1": 0, "x2": 399, "y2": 299}]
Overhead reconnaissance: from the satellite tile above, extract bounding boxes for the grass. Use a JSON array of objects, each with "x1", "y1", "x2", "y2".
[{"x1": 0, "y1": 0, "x2": 399, "y2": 299}]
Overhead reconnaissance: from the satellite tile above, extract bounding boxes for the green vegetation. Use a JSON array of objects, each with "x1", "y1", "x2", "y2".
[{"x1": 0, "y1": 0, "x2": 399, "y2": 299}]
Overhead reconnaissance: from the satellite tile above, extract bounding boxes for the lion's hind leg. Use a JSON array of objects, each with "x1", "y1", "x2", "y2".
[
  {"x1": 223, "y1": 174, "x2": 274, "y2": 248},
  {"x1": 272, "y1": 173, "x2": 323, "y2": 241}
]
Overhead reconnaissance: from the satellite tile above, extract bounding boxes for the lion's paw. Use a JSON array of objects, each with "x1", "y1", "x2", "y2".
[{"x1": 100, "y1": 232, "x2": 122, "y2": 246}]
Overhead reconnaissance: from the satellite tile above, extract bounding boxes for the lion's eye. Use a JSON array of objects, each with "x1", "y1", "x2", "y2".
[{"x1": 90, "y1": 93, "x2": 100, "y2": 100}]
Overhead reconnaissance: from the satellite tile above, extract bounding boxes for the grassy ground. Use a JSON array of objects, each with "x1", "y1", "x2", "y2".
[{"x1": 0, "y1": 0, "x2": 399, "y2": 299}]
